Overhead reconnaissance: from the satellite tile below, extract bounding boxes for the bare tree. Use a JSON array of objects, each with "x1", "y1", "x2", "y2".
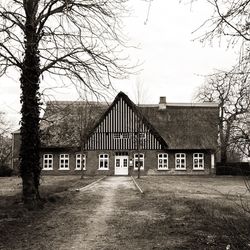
[
  {"x1": 0, "y1": 112, "x2": 11, "y2": 136},
  {"x1": 193, "y1": 0, "x2": 250, "y2": 44},
  {"x1": 0, "y1": 112, "x2": 12, "y2": 172},
  {"x1": 134, "y1": 79, "x2": 148, "y2": 179},
  {"x1": 232, "y1": 113, "x2": 250, "y2": 160},
  {"x1": 195, "y1": 67, "x2": 250, "y2": 163},
  {"x1": 0, "y1": 0, "x2": 130, "y2": 209},
  {"x1": 76, "y1": 101, "x2": 103, "y2": 179}
]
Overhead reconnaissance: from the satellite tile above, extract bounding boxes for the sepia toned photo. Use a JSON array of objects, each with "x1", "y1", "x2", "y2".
[{"x1": 0, "y1": 1, "x2": 250, "y2": 249}]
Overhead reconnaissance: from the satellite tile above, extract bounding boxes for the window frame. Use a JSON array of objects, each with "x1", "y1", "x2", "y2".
[
  {"x1": 193, "y1": 153, "x2": 204, "y2": 170},
  {"x1": 59, "y1": 154, "x2": 70, "y2": 170},
  {"x1": 175, "y1": 153, "x2": 186, "y2": 170},
  {"x1": 75, "y1": 154, "x2": 86, "y2": 170},
  {"x1": 113, "y1": 132, "x2": 130, "y2": 140},
  {"x1": 43, "y1": 154, "x2": 53, "y2": 170},
  {"x1": 158, "y1": 153, "x2": 168, "y2": 170},
  {"x1": 139, "y1": 132, "x2": 146, "y2": 140},
  {"x1": 99, "y1": 154, "x2": 109, "y2": 170},
  {"x1": 134, "y1": 153, "x2": 144, "y2": 170}
]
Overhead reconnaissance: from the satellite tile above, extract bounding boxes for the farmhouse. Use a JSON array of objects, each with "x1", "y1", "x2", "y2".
[{"x1": 12, "y1": 92, "x2": 218, "y2": 175}]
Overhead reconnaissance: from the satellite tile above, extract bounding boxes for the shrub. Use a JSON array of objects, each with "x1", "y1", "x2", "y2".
[{"x1": 216, "y1": 162, "x2": 250, "y2": 176}]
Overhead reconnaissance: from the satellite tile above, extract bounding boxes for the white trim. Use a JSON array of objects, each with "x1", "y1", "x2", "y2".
[
  {"x1": 59, "y1": 154, "x2": 70, "y2": 170},
  {"x1": 131, "y1": 176, "x2": 144, "y2": 193},
  {"x1": 43, "y1": 154, "x2": 53, "y2": 170},
  {"x1": 134, "y1": 153, "x2": 144, "y2": 170},
  {"x1": 75, "y1": 154, "x2": 86, "y2": 170},
  {"x1": 158, "y1": 153, "x2": 168, "y2": 170},
  {"x1": 175, "y1": 153, "x2": 186, "y2": 170},
  {"x1": 98, "y1": 154, "x2": 109, "y2": 170},
  {"x1": 211, "y1": 154, "x2": 215, "y2": 169},
  {"x1": 193, "y1": 153, "x2": 204, "y2": 170}
]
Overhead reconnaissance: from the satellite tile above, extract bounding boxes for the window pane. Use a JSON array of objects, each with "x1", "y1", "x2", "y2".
[
  {"x1": 124, "y1": 159, "x2": 128, "y2": 167},
  {"x1": 104, "y1": 160, "x2": 108, "y2": 168},
  {"x1": 100, "y1": 160, "x2": 103, "y2": 168},
  {"x1": 116, "y1": 159, "x2": 120, "y2": 167}
]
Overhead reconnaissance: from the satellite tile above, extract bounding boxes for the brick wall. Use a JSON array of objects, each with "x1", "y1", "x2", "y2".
[
  {"x1": 40, "y1": 150, "x2": 213, "y2": 176},
  {"x1": 143, "y1": 150, "x2": 212, "y2": 175}
]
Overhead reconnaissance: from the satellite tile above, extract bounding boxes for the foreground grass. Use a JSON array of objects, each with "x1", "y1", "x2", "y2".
[
  {"x1": 121, "y1": 176, "x2": 250, "y2": 250},
  {"x1": 0, "y1": 175, "x2": 101, "y2": 250},
  {"x1": 1, "y1": 175, "x2": 250, "y2": 250}
]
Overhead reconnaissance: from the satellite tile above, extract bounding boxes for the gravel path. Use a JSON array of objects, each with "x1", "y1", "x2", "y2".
[{"x1": 59, "y1": 176, "x2": 136, "y2": 250}]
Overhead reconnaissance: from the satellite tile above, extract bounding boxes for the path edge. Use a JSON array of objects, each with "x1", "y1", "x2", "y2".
[
  {"x1": 131, "y1": 176, "x2": 144, "y2": 194},
  {"x1": 76, "y1": 176, "x2": 106, "y2": 192}
]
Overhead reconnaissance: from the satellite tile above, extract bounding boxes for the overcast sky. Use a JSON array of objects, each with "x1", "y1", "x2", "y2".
[{"x1": 0, "y1": 1, "x2": 239, "y2": 128}]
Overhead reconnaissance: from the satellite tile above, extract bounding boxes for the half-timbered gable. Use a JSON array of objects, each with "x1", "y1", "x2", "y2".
[{"x1": 86, "y1": 92, "x2": 168, "y2": 151}]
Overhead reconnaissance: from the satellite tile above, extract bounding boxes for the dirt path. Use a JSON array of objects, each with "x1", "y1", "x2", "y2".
[{"x1": 59, "y1": 176, "x2": 136, "y2": 250}]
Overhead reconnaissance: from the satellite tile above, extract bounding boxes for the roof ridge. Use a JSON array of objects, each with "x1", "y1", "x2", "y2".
[
  {"x1": 46, "y1": 100, "x2": 110, "y2": 106},
  {"x1": 46, "y1": 100, "x2": 218, "y2": 108}
]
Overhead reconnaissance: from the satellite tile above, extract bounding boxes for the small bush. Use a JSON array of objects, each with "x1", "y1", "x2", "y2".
[
  {"x1": 0, "y1": 165, "x2": 13, "y2": 177},
  {"x1": 216, "y1": 162, "x2": 250, "y2": 176}
]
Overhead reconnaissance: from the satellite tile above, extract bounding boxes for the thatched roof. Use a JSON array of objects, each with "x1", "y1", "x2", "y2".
[
  {"x1": 40, "y1": 93, "x2": 218, "y2": 150},
  {"x1": 140, "y1": 105, "x2": 218, "y2": 150},
  {"x1": 40, "y1": 101, "x2": 108, "y2": 148}
]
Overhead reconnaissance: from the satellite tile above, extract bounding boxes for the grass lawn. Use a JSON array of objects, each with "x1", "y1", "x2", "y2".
[
  {"x1": 119, "y1": 176, "x2": 250, "y2": 249},
  {"x1": 0, "y1": 175, "x2": 250, "y2": 250},
  {"x1": 0, "y1": 175, "x2": 100, "y2": 223}
]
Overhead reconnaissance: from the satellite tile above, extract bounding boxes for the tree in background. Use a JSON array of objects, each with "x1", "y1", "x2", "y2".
[
  {"x1": 195, "y1": 0, "x2": 250, "y2": 44},
  {"x1": 195, "y1": 67, "x2": 250, "y2": 163},
  {"x1": 0, "y1": 112, "x2": 12, "y2": 176},
  {"x1": 232, "y1": 113, "x2": 250, "y2": 161},
  {"x1": 134, "y1": 78, "x2": 148, "y2": 179},
  {"x1": 0, "y1": 0, "x2": 129, "y2": 209},
  {"x1": 76, "y1": 102, "x2": 101, "y2": 179}
]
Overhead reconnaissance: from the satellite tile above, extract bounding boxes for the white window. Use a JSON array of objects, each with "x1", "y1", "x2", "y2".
[
  {"x1": 134, "y1": 153, "x2": 144, "y2": 170},
  {"x1": 135, "y1": 132, "x2": 146, "y2": 140},
  {"x1": 99, "y1": 154, "x2": 109, "y2": 170},
  {"x1": 59, "y1": 154, "x2": 69, "y2": 170},
  {"x1": 113, "y1": 132, "x2": 130, "y2": 139},
  {"x1": 175, "y1": 153, "x2": 186, "y2": 170},
  {"x1": 113, "y1": 133, "x2": 121, "y2": 139},
  {"x1": 139, "y1": 132, "x2": 146, "y2": 139},
  {"x1": 158, "y1": 153, "x2": 168, "y2": 170},
  {"x1": 193, "y1": 153, "x2": 204, "y2": 170},
  {"x1": 75, "y1": 154, "x2": 86, "y2": 170},
  {"x1": 122, "y1": 133, "x2": 130, "y2": 139},
  {"x1": 43, "y1": 154, "x2": 53, "y2": 170}
]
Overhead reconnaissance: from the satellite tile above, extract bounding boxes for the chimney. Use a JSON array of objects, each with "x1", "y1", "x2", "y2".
[{"x1": 159, "y1": 96, "x2": 166, "y2": 110}]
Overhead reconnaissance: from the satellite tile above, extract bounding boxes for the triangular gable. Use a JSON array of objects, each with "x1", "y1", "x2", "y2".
[{"x1": 86, "y1": 92, "x2": 168, "y2": 150}]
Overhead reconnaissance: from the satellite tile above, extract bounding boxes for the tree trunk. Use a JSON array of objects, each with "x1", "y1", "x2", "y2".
[
  {"x1": 220, "y1": 145, "x2": 228, "y2": 164},
  {"x1": 19, "y1": 1, "x2": 41, "y2": 209},
  {"x1": 220, "y1": 122, "x2": 232, "y2": 164}
]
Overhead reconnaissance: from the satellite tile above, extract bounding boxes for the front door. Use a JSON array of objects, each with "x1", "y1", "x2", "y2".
[{"x1": 114, "y1": 156, "x2": 128, "y2": 175}]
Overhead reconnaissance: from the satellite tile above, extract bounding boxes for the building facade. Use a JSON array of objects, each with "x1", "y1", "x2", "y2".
[{"x1": 12, "y1": 92, "x2": 218, "y2": 175}]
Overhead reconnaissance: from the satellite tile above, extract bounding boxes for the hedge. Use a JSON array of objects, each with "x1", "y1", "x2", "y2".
[{"x1": 216, "y1": 162, "x2": 250, "y2": 176}]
